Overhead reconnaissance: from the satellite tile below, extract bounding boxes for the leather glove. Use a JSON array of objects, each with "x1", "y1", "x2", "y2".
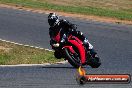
[{"x1": 53, "y1": 43, "x2": 60, "y2": 47}]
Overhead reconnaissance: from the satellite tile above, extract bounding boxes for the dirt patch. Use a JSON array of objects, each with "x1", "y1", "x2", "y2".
[
  {"x1": 0, "y1": 46, "x2": 12, "y2": 53},
  {"x1": 0, "y1": 4, "x2": 132, "y2": 25}
]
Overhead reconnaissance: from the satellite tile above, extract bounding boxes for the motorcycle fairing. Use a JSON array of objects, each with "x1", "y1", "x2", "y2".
[{"x1": 65, "y1": 36, "x2": 86, "y2": 64}]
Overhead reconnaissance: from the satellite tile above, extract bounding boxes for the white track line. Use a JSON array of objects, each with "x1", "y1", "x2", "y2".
[{"x1": 0, "y1": 38, "x2": 52, "y2": 52}]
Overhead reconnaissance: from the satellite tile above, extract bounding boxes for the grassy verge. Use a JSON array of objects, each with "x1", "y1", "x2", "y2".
[
  {"x1": 0, "y1": 40, "x2": 63, "y2": 65},
  {"x1": 0, "y1": 0, "x2": 132, "y2": 21}
]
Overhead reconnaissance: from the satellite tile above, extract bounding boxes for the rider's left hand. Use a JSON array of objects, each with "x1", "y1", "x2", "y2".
[{"x1": 53, "y1": 43, "x2": 60, "y2": 47}]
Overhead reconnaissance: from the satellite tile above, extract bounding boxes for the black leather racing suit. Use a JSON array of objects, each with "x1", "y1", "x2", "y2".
[
  {"x1": 49, "y1": 19, "x2": 86, "y2": 47},
  {"x1": 49, "y1": 19, "x2": 95, "y2": 59}
]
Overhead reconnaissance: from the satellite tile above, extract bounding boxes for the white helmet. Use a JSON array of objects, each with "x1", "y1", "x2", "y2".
[{"x1": 48, "y1": 13, "x2": 59, "y2": 27}]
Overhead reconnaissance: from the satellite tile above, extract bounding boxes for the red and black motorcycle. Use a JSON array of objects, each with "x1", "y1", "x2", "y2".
[{"x1": 51, "y1": 31, "x2": 101, "y2": 68}]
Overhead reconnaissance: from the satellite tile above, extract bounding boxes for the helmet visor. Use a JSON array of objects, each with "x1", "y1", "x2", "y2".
[{"x1": 48, "y1": 17, "x2": 58, "y2": 27}]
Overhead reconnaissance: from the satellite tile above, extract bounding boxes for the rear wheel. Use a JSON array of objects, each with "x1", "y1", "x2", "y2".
[
  {"x1": 89, "y1": 56, "x2": 101, "y2": 68},
  {"x1": 64, "y1": 48, "x2": 81, "y2": 68}
]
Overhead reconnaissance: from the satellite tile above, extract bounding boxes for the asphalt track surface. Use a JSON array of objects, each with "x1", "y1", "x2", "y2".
[{"x1": 0, "y1": 7, "x2": 132, "y2": 88}]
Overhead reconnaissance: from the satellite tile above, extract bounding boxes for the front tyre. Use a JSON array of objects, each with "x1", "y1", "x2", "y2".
[
  {"x1": 54, "y1": 51, "x2": 62, "y2": 59},
  {"x1": 64, "y1": 48, "x2": 81, "y2": 68}
]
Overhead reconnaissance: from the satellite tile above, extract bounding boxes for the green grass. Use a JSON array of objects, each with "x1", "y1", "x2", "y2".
[
  {"x1": 0, "y1": 41, "x2": 63, "y2": 65},
  {"x1": 0, "y1": 0, "x2": 132, "y2": 20}
]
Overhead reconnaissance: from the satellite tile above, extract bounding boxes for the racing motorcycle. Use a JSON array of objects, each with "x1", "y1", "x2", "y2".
[{"x1": 51, "y1": 31, "x2": 101, "y2": 68}]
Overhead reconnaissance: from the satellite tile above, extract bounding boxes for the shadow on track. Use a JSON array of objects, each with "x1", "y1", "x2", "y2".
[
  {"x1": 40, "y1": 65, "x2": 88, "y2": 69},
  {"x1": 41, "y1": 66, "x2": 76, "y2": 69}
]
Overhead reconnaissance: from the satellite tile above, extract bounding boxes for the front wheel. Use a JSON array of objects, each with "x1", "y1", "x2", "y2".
[{"x1": 64, "y1": 48, "x2": 81, "y2": 68}]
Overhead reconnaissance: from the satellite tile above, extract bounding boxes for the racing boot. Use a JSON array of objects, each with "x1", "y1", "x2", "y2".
[
  {"x1": 83, "y1": 38, "x2": 101, "y2": 67},
  {"x1": 83, "y1": 38, "x2": 92, "y2": 63},
  {"x1": 83, "y1": 38, "x2": 97, "y2": 63},
  {"x1": 83, "y1": 38, "x2": 89, "y2": 50}
]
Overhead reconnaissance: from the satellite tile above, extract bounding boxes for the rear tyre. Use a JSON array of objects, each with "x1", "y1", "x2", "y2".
[
  {"x1": 89, "y1": 56, "x2": 101, "y2": 68},
  {"x1": 64, "y1": 48, "x2": 81, "y2": 68}
]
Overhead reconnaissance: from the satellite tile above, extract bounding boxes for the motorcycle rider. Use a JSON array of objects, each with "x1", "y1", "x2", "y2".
[{"x1": 48, "y1": 13, "x2": 97, "y2": 64}]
